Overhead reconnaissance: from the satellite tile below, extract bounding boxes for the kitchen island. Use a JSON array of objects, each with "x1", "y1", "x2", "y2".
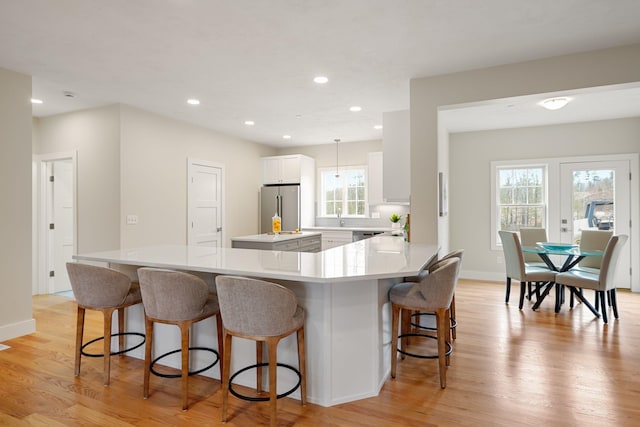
[
  {"x1": 231, "y1": 231, "x2": 321, "y2": 252},
  {"x1": 74, "y1": 236, "x2": 438, "y2": 407}
]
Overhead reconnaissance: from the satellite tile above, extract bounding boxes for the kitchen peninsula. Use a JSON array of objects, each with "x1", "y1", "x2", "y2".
[
  {"x1": 231, "y1": 231, "x2": 321, "y2": 252},
  {"x1": 74, "y1": 235, "x2": 438, "y2": 407}
]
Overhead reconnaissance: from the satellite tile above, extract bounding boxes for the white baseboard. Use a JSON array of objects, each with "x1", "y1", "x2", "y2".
[
  {"x1": 0, "y1": 318, "x2": 36, "y2": 342},
  {"x1": 459, "y1": 270, "x2": 504, "y2": 283}
]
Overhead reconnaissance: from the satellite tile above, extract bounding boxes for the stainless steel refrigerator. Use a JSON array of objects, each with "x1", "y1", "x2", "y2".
[{"x1": 260, "y1": 184, "x2": 301, "y2": 233}]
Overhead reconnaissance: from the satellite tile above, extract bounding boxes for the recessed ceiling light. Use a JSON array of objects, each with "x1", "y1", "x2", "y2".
[
  {"x1": 349, "y1": 106, "x2": 362, "y2": 112},
  {"x1": 541, "y1": 97, "x2": 570, "y2": 110},
  {"x1": 373, "y1": 125, "x2": 382, "y2": 130},
  {"x1": 187, "y1": 99, "x2": 200, "y2": 105},
  {"x1": 244, "y1": 120, "x2": 255, "y2": 126},
  {"x1": 30, "y1": 98, "x2": 43, "y2": 104},
  {"x1": 295, "y1": 114, "x2": 302, "y2": 119},
  {"x1": 313, "y1": 76, "x2": 329, "y2": 84},
  {"x1": 283, "y1": 135, "x2": 292, "y2": 139}
]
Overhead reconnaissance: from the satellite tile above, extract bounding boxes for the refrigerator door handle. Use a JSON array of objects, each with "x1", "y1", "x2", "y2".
[{"x1": 277, "y1": 194, "x2": 282, "y2": 217}]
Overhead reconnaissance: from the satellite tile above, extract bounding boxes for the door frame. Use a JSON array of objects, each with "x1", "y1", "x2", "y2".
[
  {"x1": 187, "y1": 158, "x2": 225, "y2": 247},
  {"x1": 34, "y1": 151, "x2": 78, "y2": 295}
]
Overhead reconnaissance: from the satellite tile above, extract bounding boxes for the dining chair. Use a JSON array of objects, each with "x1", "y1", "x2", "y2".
[
  {"x1": 138, "y1": 268, "x2": 223, "y2": 411},
  {"x1": 555, "y1": 234, "x2": 628, "y2": 323},
  {"x1": 498, "y1": 231, "x2": 556, "y2": 309},
  {"x1": 390, "y1": 257, "x2": 459, "y2": 388},
  {"x1": 66, "y1": 262, "x2": 145, "y2": 386},
  {"x1": 576, "y1": 230, "x2": 613, "y2": 309},
  {"x1": 215, "y1": 275, "x2": 306, "y2": 427},
  {"x1": 519, "y1": 227, "x2": 549, "y2": 299}
]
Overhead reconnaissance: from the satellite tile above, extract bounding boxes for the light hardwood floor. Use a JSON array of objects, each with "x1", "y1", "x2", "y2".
[{"x1": 1, "y1": 279, "x2": 639, "y2": 426}]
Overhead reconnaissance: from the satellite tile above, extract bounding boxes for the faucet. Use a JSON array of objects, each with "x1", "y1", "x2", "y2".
[{"x1": 337, "y1": 207, "x2": 345, "y2": 227}]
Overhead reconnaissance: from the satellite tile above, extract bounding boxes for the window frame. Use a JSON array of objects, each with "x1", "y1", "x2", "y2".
[
  {"x1": 317, "y1": 165, "x2": 369, "y2": 218},
  {"x1": 491, "y1": 161, "x2": 548, "y2": 250}
]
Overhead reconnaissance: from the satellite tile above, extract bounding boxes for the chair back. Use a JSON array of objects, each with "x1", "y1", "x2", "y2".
[
  {"x1": 520, "y1": 228, "x2": 547, "y2": 263},
  {"x1": 215, "y1": 276, "x2": 301, "y2": 337},
  {"x1": 138, "y1": 268, "x2": 210, "y2": 321},
  {"x1": 579, "y1": 229, "x2": 613, "y2": 269},
  {"x1": 499, "y1": 231, "x2": 525, "y2": 281},
  {"x1": 599, "y1": 235, "x2": 628, "y2": 288},
  {"x1": 417, "y1": 258, "x2": 459, "y2": 309},
  {"x1": 66, "y1": 262, "x2": 133, "y2": 308},
  {"x1": 428, "y1": 249, "x2": 464, "y2": 276}
]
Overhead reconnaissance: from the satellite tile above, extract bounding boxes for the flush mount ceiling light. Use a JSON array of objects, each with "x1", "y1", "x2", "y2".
[
  {"x1": 313, "y1": 76, "x2": 329, "y2": 84},
  {"x1": 283, "y1": 135, "x2": 292, "y2": 139},
  {"x1": 349, "y1": 106, "x2": 362, "y2": 112},
  {"x1": 30, "y1": 98, "x2": 43, "y2": 104},
  {"x1": 541, "y1": 97, "x2": 570, "y2": 110},
  {"x1": 373, "y1": 125, "x2": 382, "y2": 130},
  {"x1": 244, "y1": 120, "x2": 255, "y2": 126},
  {"x1": 187, "y1": 98, "x2": 200, "y2": 105}
]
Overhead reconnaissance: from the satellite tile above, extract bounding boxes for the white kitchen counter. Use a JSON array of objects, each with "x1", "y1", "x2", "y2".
[
  {"x1": 74, "y1": 236, "x2": 438, "y2": 407},
  {"x1": 230, "y1": 230, "x2": 321, "y2": 242}
]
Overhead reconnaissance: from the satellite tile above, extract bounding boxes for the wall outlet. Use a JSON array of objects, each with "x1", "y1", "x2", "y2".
[
  {"x1": 497, "y1": 255, "x2": 503, "y2": 264},
  {"x1": 126, "y1": 214, "x2": 138, "y2": 225}
]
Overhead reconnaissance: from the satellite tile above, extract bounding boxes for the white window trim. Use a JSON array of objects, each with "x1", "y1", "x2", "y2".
[
  {"x1": 317, "y1": 165, "x2": 369, "y2": 218},
  {"x1": 490, "y1": 160, "x2": 549, "y2": 250}
]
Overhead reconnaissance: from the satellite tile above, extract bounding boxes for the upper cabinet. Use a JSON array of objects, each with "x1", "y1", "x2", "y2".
[
  {"x1": 382, "y1": 110, "x2": 410, "y2": 203},
  {"x1": 262, "y1": 154, "x2": 313, "y2": 185},
  {"x1": 368, "y1": 151, "x2": 384, "y2": 205}
]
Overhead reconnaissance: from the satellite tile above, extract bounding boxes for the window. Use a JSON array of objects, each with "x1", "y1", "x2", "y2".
[
  {"x1": 491, "y1": 163, "x2": 547, "y2": 248},
  {"x1": 319, "y1": 167, "x2": 367, "y2": 217}
]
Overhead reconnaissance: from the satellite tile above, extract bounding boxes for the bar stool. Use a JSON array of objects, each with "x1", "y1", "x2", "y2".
[
  {"x1": 215, "y1": 275, "x2": 306, "y2": 427},
  {"x1": 66, "y1": 262, "x2": 145, "y2": 386},
  {"x1": 390, "y1": 257, "x2": 459, "y2": 388},
  {"x1": 137, "y1": 268, "x2": 223, "y2": 411}
]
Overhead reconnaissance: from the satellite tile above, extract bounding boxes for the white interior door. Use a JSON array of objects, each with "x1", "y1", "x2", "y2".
[
  {"x1": 48, "y1": 159, "x2": 74, "y2": 293},
  {"x1": 560, "y1": 160, "x2": 631, "y2": 288},
  {"x1": 188, "y1": 159, "x2": 223, "y2": 248}
]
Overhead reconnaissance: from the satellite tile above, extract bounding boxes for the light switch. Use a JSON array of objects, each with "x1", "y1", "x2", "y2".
[{"x1": 126, "y1": 214, "x2": 138, "y2": 225}]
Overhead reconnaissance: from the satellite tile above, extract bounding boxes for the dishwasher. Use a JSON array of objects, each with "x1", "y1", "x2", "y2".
[{"x1": 352, "y1": 230, "x2": 385, "y2": 241}]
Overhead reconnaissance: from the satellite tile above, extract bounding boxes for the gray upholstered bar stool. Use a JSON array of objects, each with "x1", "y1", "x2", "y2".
[
  {"x1": 137, "y1": 268, "x2": 223, "y2": 411},
  {"x1": 66, "y1": 262, "x2": 145, "y2": 387},
  {"x1": 215, "y1": 276, "x2": 306, "y2": 427},
  {"x1": 390, "y1": 257, "x2": 459, "y2": 388}
]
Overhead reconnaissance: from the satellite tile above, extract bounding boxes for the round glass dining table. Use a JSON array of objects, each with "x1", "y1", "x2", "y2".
[{"x1": 521, "y1": 244, "x2": 604, "y2": 312}]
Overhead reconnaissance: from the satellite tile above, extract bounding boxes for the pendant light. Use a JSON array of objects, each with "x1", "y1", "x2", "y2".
[{"x1": 334, "y1": 138, "x2": 340, "y2": 178}]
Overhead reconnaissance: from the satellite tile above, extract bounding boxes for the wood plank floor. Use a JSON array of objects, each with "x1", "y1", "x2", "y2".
[{"x1": 1, "y1": 279, "x2": 639, "y2": 426}]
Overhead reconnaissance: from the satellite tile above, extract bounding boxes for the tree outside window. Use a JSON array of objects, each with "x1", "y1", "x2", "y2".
[
  {"x1": 497, "y1": 166, "x2": 546, "y2": 232},
  {"x1": 320, "y1": 167, "x2": 366, "y2": 217}
]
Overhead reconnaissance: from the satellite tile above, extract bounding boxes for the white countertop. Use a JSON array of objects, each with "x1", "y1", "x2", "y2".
[
  {"x1": 230, "y1": 231, "x2": 321, "y2": 242},
  {"x1": 302, "y1": 226, "x2": 393, "y2": 232},
  {"x1": 74, "y1": 235, "x2": 438, "y2": 283}
]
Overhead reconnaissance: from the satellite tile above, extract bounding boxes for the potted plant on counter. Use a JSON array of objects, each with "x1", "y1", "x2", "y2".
[{"x1": 389, "y1": 213, "x2": 402, "y2": 230}]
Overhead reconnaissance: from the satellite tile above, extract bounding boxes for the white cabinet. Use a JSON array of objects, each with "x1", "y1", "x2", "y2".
[
  {"x1": 368, "y1": 151, "x2": 384, "y2": 205},
  {"x1": 262, "y1": 154, "x2": 311, "y2": 185},
  {"x1": 382, "y1": 110, "x2": 410, "y2": 203},
  {"x1": 321, "y1": 230, "x2": 353, "y2": 250}
]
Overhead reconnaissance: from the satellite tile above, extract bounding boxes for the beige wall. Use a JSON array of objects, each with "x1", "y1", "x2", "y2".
[
  {"x1": 119, "y1": 105, "x2": 275, "y2": 247},
  {"x1": 0, "y1": 68, "x2": 34, "y2": 341},
  {"x1": 410, "y1": 43, "x2": 640, "y2": 247},
  {"x1": 450, "y1": 117, "x2": 640, "y2": 279},
  {"x1": 35, "y1": 105, "x2": 121, "y2": 253}
]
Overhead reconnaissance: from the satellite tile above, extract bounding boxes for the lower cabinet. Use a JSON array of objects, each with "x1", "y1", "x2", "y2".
[
  {"x1": 321, "y1": 231, "x2": 353, "y2": 250},
  {"x1": 231, "y1": 234, "x2": 321, "y2": 252}
]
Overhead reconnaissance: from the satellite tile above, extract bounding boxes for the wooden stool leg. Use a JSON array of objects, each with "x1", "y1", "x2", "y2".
[
  {"x1": 216, "y1": 314, "x2": 224, "y2": 378},
  {"x1": 103, "y1": 308, "x2": 114, "y2": 386},
  {"x1": 118, "y1": 308, "x2": 125, "y2": 354},
  {"x1": 221, "y1": 332, "x2": 232, "y2": 423},
  {"x1": 436, "y1": 308, "x2": 447, "y2": 389},
  {"x1": 450, "y1": 295, "x2": 457, "y2": 340},
  {"x1": 390, "y1": 304, "x2": 400, "y2": 379},
  {"x1": 180, "y1": 322, "x2": 191, "y2": 411},
  {"x1": 267, "y1": 337, "x2": 279, "y2": 427},
  {"x1": 445, "y1": 308, "x2": 451, "y2": 367},
  {"x1": 297, "y1": 327, "x2": 307, "y2": 406},
  {"x1": 400, "y1": 308, "x2": 410, "y2": 359},
  {"x1": 143, "y1": 317, "x2": 153, "y2": 399},
  {"x1": 256, "y1": 341, "x2": 263, "y2": 393},
  {"x1": 75, "y1": 306, "x2": 85, "y2": 377}
]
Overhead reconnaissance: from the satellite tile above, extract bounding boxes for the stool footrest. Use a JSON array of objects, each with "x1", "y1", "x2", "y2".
[
  {"x1": 411, "y1": 312, "x2": 457, "y2": 331},
  {"x1": 150, "y1": 346, "x2": 219, "y2": 378},
  {"x1": 229, "y1": 363, "x2": 301, "y2": 402},
  {"x1": 80, "y1": 332, "x2": 145, "y2": 358},
  {"x1": 397, "y1": 333, "x2": 452, "y2": 359}
]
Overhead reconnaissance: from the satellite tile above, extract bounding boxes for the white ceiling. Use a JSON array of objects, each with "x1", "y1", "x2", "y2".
[{"x1": 1, "y1": 0, "x2": 640, "y2": 147}]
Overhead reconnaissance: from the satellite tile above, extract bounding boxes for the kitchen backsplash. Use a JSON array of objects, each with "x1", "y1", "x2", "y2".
[{"x1": 315, "y1": 204, "x2": 411, "y2": 228}]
